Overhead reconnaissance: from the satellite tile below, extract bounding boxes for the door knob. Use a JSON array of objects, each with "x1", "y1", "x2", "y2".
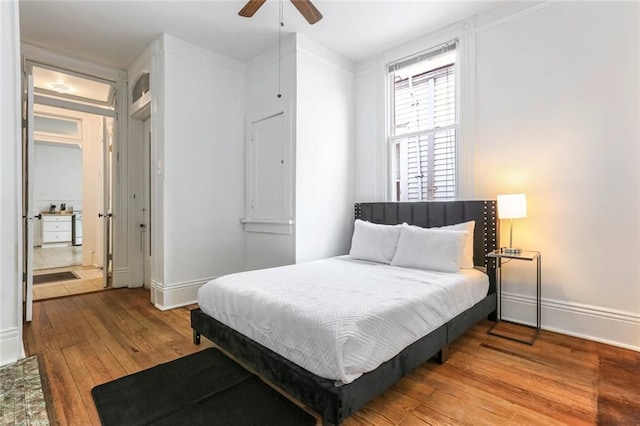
[{"x1": 34, "y1": 214, "x2": 42, "y2": 220}]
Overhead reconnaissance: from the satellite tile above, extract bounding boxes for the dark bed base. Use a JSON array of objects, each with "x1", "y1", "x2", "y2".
[
  {"x1": 191, "y1": 200, "x2": 499, "y2": 425},
  {"x1": 191, "y1": 295, "x2": 495, "y2": 425}
]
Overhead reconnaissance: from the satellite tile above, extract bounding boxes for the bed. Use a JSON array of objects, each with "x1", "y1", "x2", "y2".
[{"x1": 191, "y1": 200, "x2": 499, "y2": 425}]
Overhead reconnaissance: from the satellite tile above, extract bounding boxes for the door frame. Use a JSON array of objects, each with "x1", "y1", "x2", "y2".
[
  {"x1": 142, "y1": 118, "x2": 152, "y2": 289},
  {"x1": 23, "y1": 60, "x2": 116, "y2": 307},
  {"x1": 21, "y1": 45, "x2": 129, "y2": 308},
  {"x1": 23, "y1": 74, "x2": 35, "y2": 322},
  {"x1": 128, "y1": 96, "x2": 152, "y2": 293}
]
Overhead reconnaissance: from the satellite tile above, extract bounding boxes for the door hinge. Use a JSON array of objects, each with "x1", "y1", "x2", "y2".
[
  {"x1": 250, "y1": 131, "x2": 255, "y2": 142},
  {"x1": 23, "y1": 272, "x2": 27, "y2": 282},
  {"x1": 22, "y1": 118, "x2": 28, "y2": 128}
]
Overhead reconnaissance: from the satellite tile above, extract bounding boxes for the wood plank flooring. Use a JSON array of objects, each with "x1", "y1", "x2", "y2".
[{"x1": 24, "y1": 289, "x2": 639, "y2": 425}]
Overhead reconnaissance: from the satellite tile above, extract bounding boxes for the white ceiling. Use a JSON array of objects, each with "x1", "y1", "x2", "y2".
[{"x1": 19, "y1": 0, "x2": 504, "y2": 70}]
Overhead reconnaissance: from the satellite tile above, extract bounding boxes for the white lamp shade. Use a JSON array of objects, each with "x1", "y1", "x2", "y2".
[{"x1": 497, "y1": 193, "x2": 527, "y2": 219}]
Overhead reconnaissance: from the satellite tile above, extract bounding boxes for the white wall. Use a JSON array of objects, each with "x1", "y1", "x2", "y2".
[
  {"x1": 473, "y1": 1, "x2": 639, "y2": 349},
  {"x1": 0, "y1": 0, "x2": 23, "y2": 366},
  {"x1": 244, "y1": 35, "x2": 297, "y2": 270},
  {"x1": 34, "y1": 143, "x2": 82, "y2": 206},
  {"x1": 243, "y1": 34, "x2": 357, "y2": 268},
  {"x1": 354, "y1": 1, "x2": 640, "y2": 350},
  {"x1": 151, "y1": 35, "x2": 246, "y2": 309},
  {"x1": 354, "y1": 64, "x2": 386, "y2": 202},
  {"x1": 295, "y1": 35, "x2": 356, "y2": 262}
]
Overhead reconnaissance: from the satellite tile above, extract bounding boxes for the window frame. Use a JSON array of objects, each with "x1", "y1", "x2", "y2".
[
  {"x1": 34, "y1": 112, "x2": 82, "y2": 140},
  {"x1": 386, "y1": 40, "x2": 462, "y2": 202}
]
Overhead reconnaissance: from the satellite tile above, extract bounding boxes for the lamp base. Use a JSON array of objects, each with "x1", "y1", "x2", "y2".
[{"x1": 503, "y1": 247, "x2": 522, "y2": 255}]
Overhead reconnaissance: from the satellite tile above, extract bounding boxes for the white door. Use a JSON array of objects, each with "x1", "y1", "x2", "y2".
[
  {"x1": 142, "y1": 118, "x2": 151, "y2": 288},
  {"x1": 98, "y1": 118, "x2": 114, "y2": 288},
  {"x1": 94, "y1": 117, "x2": 105, "y2": 270},
  {"x1": 23, "y1": 75, "x2": 36, "y2": 322},
  {"x1": 248, "y1": 113, "x2": 287, "y2": 221}
]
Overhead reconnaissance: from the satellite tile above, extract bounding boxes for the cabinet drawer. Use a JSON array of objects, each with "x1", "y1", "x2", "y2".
[
  {"x1": 43, "y1": 215, "x2": 72, "y2": 223},
  {"x1": 43, "y1": 221, "x2": 72, "y2": 232},
  {"x1": 43, "y1": 231, "x2": 72, "y2": 243}
]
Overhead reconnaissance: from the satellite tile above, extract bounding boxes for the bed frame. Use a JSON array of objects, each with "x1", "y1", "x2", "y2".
[{"x1": 191, "y1": 200, "x2": 499, "y2": 425}]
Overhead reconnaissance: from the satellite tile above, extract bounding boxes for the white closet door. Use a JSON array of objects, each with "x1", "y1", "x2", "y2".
[{"x1": 248, "y1": 113, "x2": 289, "y2": 222}]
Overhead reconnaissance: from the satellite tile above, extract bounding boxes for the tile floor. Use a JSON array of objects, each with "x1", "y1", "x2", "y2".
[
  {"x1": 33, "y1": 246, "x2": 106, "y2": 301},
  {"x1": 33, "y1": 245, "x2": 82, "y2": 270}
]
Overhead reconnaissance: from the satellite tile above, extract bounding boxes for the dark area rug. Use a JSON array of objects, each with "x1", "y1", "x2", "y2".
[
  {"x1": 91, "y1": 348, "x2": 316, "y2": 426},
  {"x1": 33, "y1": 271, "x2": 78, "y2": 285}
]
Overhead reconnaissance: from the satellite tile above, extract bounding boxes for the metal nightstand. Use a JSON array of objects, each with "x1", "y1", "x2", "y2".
[{"x1": 486, "y1": 248, "x2": 541, "y2": 345}]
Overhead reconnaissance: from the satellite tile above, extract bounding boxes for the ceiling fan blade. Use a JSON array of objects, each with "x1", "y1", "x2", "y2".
[
  {"x1": 290, "y1": 0, "x2": 323, "y2": 25},
  {"x1": 238, "y1": 0, "x2": 267, "y2": 17}
]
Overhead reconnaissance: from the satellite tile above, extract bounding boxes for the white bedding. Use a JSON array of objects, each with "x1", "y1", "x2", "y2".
[{"x1": 197, "y1": 256, "x2": 489, "y2": 384}]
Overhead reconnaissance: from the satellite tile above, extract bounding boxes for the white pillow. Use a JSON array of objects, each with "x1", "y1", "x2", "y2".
[
  {"x1": 439, "y1": 220, "x2": 475, "y2": 269},
  {"x1": 391, "y1": 224, "x2": 468, "y2": 273},
  {"x1": 349, "y1": 219, "x2": 401, "y2": 264}
]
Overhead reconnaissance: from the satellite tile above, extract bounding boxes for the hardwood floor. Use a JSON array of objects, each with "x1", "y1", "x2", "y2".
[{"x1": 24, "y1": 289, "x2": 639, "y2": 425}]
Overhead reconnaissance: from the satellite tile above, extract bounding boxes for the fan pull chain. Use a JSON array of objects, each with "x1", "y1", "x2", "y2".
[{"x1": 277, "y1": 0, "x2": 283, "y2": 98}]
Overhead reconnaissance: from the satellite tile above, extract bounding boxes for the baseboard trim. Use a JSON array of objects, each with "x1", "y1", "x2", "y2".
[
  {"x1": 150, "y1": 277, "x2": 216, "y2": 311},
  {"x1": 112, "y1": 267, "x2": 130, "y2": 288},
  {"x1": 502, "y1": 291, "x2": 640, "y2": 351},
  {"x1": 0, "y1": 327, "x2": 21, "y2": 366}
]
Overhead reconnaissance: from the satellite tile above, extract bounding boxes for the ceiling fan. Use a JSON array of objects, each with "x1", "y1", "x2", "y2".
[{"x1": 238, "y1": 0, "x2": 323, "y2": 25}]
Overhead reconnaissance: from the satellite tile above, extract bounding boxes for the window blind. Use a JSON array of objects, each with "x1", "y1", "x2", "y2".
[
  {"x1": 388, "y1": 42, "x2": 456, "y2": 73},
  {"x1": 389, "y1": 45, "x2": 456, "y2": 202}
]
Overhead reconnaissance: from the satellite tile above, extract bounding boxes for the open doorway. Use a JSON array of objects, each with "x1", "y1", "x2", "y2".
[{"x1": 23, "y1": 62, "x2": 116, "y2": 306}]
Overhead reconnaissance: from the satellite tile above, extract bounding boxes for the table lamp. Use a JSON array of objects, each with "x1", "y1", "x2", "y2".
[{"x1": 497, "y1": 193, "x2": 527, "y2": 254}]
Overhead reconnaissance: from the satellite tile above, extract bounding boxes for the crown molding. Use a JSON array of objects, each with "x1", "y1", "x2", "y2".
[{"x1": 21, "y1": 43, "x2": 126, "y2": 82}]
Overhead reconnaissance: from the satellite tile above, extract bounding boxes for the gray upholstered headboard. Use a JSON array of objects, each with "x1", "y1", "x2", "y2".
[{"x1": 354, "y1": 201, "x2": 499, "y2": 291}]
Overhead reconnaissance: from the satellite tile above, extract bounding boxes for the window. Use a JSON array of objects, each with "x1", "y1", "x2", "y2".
[
  {"x1": 388, "y1": 42, "x2": 457, "y2": 201},
  {"x1": 34, "y1": 114, "x2": 82, "y2": 139},
  {"x1": 132, "y1": 72, "x2": 150, "y2": 103}
]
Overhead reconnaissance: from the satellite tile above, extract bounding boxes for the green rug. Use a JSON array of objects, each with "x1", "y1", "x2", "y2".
[{"x1": 0, "y1": 356, "x2": 50, "y2": 425}]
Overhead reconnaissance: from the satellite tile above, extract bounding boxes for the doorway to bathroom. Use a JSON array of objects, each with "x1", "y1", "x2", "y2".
[{"x1": 23, "y1": 61, "x2": 116, "y2": 310}]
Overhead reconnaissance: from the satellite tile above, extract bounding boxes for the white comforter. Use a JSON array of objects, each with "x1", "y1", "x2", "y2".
[{"x1": 197, "y1": 256, "x2": 488, "y2": 384}]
